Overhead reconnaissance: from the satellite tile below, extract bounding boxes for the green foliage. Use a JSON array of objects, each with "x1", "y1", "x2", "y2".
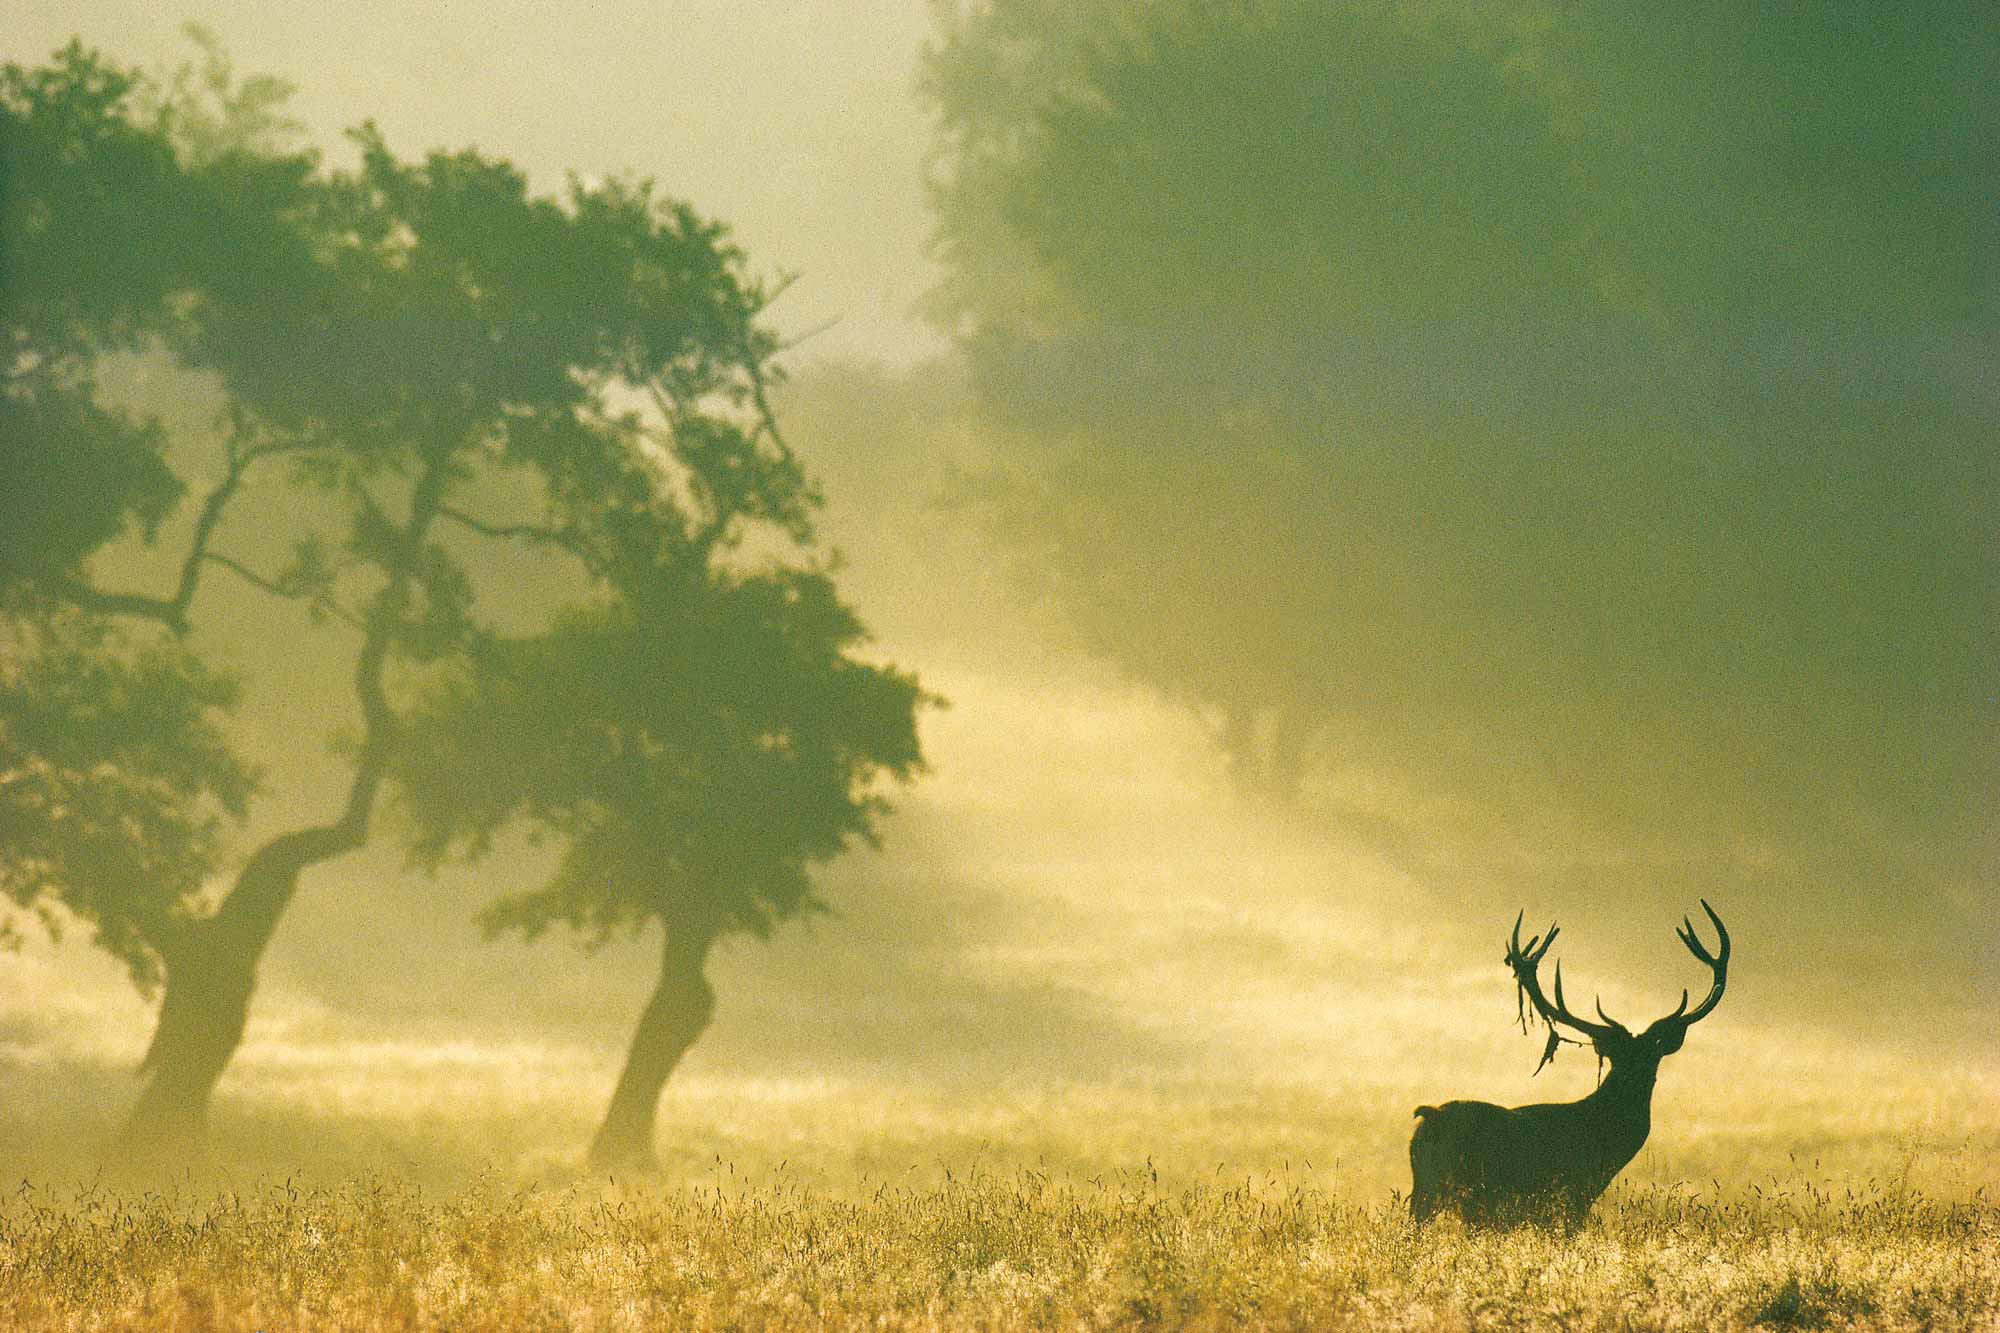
[
  {"x1": 0, "y1": 614, "x2": 254, "y2": 989},
  {"x1": 1003, "y1": 5, "x2": 1576, "y2": 331},
  {"x1": 921, "y1": 0, "x2": 1996, "y2": 934},
  {"x1": 139, "y1": 23, "x2": 303, "y2": 167},
  {"x1": 339, "y1": 93, "x2": 926, "y2": 951},
  {"x1": 0, "y1": 43, "x2": 283, "y2": 983},
  {"x1": 0, "y1": 390, "x2": 180, "y2": 590},
  {"x1": 397, "y1": 565, "x2": 928, "y2": 943},
  {"x1": 0, "y1": 46, "x2": 193, "y2": 586},
  {"x1": 927, "y1": 0, "x2": 1991, "y2": 337},
  {"x1": 0, "y1": 39, "x2": 320, "y2": 593},
  {"x1": 2, "y1": 34, "x2": 925, "y2": 1005}
]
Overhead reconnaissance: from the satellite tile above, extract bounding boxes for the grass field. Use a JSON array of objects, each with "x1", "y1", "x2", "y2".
[
  {"x1": 4, "y1": 1169, "x2": 1994, "y2": 1330},
  {"x1": 2, "y1": 1041, "x2": 1996, "y2": 1330}
]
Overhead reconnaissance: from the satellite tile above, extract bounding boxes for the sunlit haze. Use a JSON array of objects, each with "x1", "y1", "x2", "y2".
[{"x1": 2, "y1": 0, "x2": 1992, "y2": 1255}]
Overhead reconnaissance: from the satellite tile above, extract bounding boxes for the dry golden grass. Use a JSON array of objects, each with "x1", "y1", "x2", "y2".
[
  {"x1": 1, "y1": 1053, "x2": 1996, "y2": 1330},
  {"x1": 2, "y1": 1168, "x2": 1994, "y2": 1330}
]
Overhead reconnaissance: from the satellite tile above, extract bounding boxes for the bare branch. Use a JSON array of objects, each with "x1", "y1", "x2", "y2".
[
  {"x1": 166, "y1": 429, "x2": 311, "y2": 619},
  {"x1": 336, "y1": 450, "x2": 454, "y2": 843},
  {"x1": 55, "y1": 427, "x2": 315, "y2": 632},
  {"x1": 437, "y1": 505, "x2": 564, "y2": 546},
  {"x1": 199, "y1": 551, "x2": 288, "y2": 599},
  {"x1": 773, "y1": 313, "x2": 842, "y2": 353},
  {"x1": 50, "y1": 577, "x2": 186, "y2": 630},
  {"x1": 436, "y1": 503, "x2": 603, "y2": 575},
  {"x1": 201, "y1": 551, "x2": 363, "y2": 629},
  {"x1": 740, "y1": 349, "x2": 797, "y2": 470}
]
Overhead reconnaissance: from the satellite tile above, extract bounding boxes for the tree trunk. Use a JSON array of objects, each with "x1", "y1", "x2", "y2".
[
  {"x1": 587, "y1": 921, "x2": 718, "y2": 1174},
  {"x1": 119, "y1": 931, "x2": 257, "y2": 1160},
  {"x1": 117, "y1": 826, "x2": 351, "y2": 1163},
  {"x1": 113, "y1": 451, "x2": 444, "y2": 1167}
]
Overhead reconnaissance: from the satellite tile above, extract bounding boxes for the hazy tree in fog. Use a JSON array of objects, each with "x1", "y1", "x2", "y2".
[
  {"x1": 392, "y1": 551, "x2": 927, "y2": 1172},
  {"x1": 1, "y1": 39, "x2": 924, "y2": 1161},
  {"x1": 1, "y1": 41, "x2": 293, "y2": 1070},
  {"x1": 923, "y1": 2, "x2": 1994, "y2": 944}
]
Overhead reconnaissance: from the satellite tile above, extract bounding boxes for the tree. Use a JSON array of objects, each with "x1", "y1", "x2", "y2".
[
  {"x1": 395, "y1": 565, "x2": 927, "y2": 1170},
  {"x1": 922, "y1": 2, "x2": 1995, "y2": 963},
  {"x1": 2, "y1": 41, "x2": 304, "y2": 1102},
  {"x1": 1, "y1": 39, "x2": 926, "y2": 1161}
]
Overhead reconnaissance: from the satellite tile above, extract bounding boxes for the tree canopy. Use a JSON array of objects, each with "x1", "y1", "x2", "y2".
[
  {"x1": 922, "y1": 1, "x2": 1995, "y2": 957},
  {"x1": 1, "y1": 41, "x2": 286, "y2": 987},
  {"x1": 398, "y1": 573, "x2": 926, "y2": 946},
  {"x1": 1, "y1": 37, "x2": 927, "y2": 1150}
]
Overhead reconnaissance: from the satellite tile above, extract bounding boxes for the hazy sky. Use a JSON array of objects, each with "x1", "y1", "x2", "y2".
[
  {"x1": 5, "y1": 0, "x2": 947, "y2": 365},
  {"x1": 3, "y1": 2, "x2": 1993, "y2": 1126}
]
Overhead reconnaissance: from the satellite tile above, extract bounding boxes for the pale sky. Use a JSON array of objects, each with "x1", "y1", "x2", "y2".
[{"x1": 4, "y1": 0, "x2": 948, "y2": 365}]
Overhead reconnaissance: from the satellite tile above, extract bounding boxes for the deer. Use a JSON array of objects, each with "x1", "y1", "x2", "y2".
[{"x1": 1408, "y1": 900, "x2": 1730, "y2": 1229}]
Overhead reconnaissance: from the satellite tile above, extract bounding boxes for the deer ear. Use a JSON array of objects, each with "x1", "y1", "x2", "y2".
[{"x1": 1654, "y1": 1026, "x2": 1686, "y2": 1055}]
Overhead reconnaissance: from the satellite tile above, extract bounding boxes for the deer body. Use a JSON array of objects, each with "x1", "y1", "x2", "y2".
[
  {"x1": 1410, "y1": 902, "x2": 1729, "y2": 1229},
  {"x1": 1410, "y1": 1058, "x2": 1658, "y2": 1227}
]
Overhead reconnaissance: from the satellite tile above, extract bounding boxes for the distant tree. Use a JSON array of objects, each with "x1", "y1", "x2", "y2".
[
  {"x1": 921, "y1": 1, "x2": 1995, "y2": 936},
  {"x1": 1, "y1": 39, "x2": 926, "y2": 1162}
]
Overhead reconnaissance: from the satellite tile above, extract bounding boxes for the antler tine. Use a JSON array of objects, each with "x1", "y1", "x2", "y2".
[
  {"x1": 1507, "y1": 911, "x2": 1559, "y2": 964},
  {"x1": 1676, "y1": 901, "x2": 1731, "y2": 963},
  {"x1": 1553, "y1": 962, "x2": 1624, "y2": 1033},
  {"x1": 1676, "y1": 917, "x2": 1711, "y2": 964},
  {"x1": 1661, "y1": 900, "x2": 1729, "y2": 1028},
  {"x1": 1700, "y1": 898, "x2": 1730, "y2": 961},
  {"x1": 1518, "y1": 937, "x2": 1623, "y2": 1046}
]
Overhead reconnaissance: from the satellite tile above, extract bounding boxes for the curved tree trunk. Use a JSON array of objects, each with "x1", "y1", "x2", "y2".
[
  {"x1": 115, "y1": 455, "x2": 448, "y2": 1166},
  {"x1": 121, "y1": 934, "x2": 257, "y2": 1157},
  {"x1": 587, "y1": 921, "x2": 718, "y2": 1173},
  {"x1": 118, "y1": 826, "x2": 354, "y2": 1162}
]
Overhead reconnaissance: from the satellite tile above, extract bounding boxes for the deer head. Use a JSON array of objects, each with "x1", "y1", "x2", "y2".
[{"x1": 1505, "y1": 900, "x2": 1730, "y2": 1077}]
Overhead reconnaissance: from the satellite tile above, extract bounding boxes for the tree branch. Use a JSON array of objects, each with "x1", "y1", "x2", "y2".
[
  {"x1": 773, "y1": 313, "x2": 841, "y2": 353},
  {"x1": 437, "y1": 505, "x2": 562, "y2": 546},
  {"x1": 201, "y1": 551, "x2": 364, "y2": 629},
  {"x1": 437, "y1": 503, "x2": 603, "y2": 574},
  {"x1": 55, "y1": 428, "x2": 313, "y2": 633},
  {"x1": 197, "y1": 551, "x2": 287, "y2": 601},
  {"x1": 337, "y1": 450, "x2": 453, "y2": 841},
  {"x1": 742, "y1": 354, "x2": 797, "y2": 470},
  {"x1": 204, "y1": 448, "x2": 455, "y2": 956},
  {"x1": 49, "y1": 577, "x2": 186, "y2": 629}
]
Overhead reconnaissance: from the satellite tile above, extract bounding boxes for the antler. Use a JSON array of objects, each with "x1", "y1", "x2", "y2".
[
  {"x1": 1653, "y1": 899, "x2": 1730, "y2": 1029},
  {"x1": 1506, "y1": 911, "x2": 1627, "y2": 1073}
]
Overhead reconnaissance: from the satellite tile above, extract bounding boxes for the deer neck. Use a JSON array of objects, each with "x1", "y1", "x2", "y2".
[{"x1": 1579, "y1": 1056, "x2": 1659, "y2": 1140}]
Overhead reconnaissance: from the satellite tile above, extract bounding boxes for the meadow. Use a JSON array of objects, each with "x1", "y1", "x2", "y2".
[
  {"x1": 5, "y1": 1167, "x2": 1994, "y2": 1331},
  {"x1": 2, "y1": 1041, "x2": 1995, "y2": 1330}
]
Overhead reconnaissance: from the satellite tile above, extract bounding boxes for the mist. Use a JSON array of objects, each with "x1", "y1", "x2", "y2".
[{"x1": 2, "y1": 0, "x2": 1994, "y2": 1198}]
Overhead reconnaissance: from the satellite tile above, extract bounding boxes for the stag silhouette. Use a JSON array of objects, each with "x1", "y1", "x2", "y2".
[{"x1": 1409, "y1": 901, "x2": 1730, "y2": 1228}]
